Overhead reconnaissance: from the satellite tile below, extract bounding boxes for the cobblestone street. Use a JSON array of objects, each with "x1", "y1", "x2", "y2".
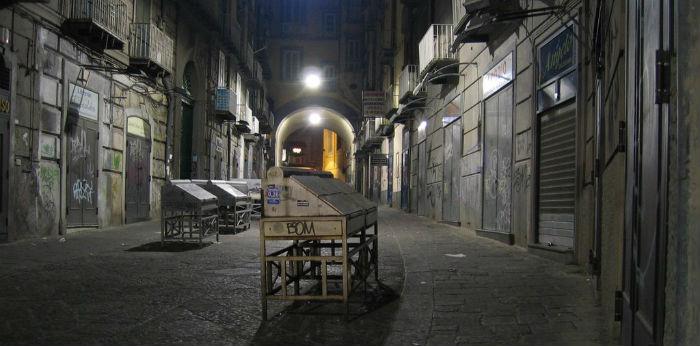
[{"x1": 0, "y1": 207, "x2": 609, "y2": 345}]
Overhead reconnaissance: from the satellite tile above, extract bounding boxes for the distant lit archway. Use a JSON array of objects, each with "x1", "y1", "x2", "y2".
[{"x1": 275, "y1": 107, "x2": 355, "y2": 182}]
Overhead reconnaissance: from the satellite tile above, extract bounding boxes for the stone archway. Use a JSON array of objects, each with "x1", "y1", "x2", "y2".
[{"x1": 275, "y1": 107, "x2": 356, "y2": 182}]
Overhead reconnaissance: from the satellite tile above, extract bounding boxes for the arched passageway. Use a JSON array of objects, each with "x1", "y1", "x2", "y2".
[{"x1": 275, "y1": 107, "x2": 355, "y2": 182}]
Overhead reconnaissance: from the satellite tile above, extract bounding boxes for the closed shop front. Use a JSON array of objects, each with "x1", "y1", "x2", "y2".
[
  {"x1": 442, "y1": 116, "x2": 461, "y2": 224},
  {"x1": 535, "y1": 24, "x2": 577, "y2": 248},
  {"x1": 481, "y1": 53, "x2": 514, "y2": 242}
]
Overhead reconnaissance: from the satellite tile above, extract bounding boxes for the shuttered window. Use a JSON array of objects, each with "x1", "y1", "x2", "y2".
[{"x1": 537, "y1": 103, "x2": 576, "y2": 248}]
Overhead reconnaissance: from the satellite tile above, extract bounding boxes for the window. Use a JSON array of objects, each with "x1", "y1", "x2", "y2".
[
  {"x1": 282, "y1": 0, "x2": 304, "y2": 23},
  {"x1": 281, "y1": 49, "x2": 302, "y2": 81},
  {"x1": 346, "y1": 39, "x2": 361, "y2": 71},
  {"x1": 323, "y1": 64, "x2": 337, "y2": 89},
  {"x1": 323, "y1": 13, "x2": 337, "y2": 35},
  {"x1": 217, "y1": 51, "x2": 227, "y2": 87},
  {"x1": 347, "y1": 39, "x2": 361, "y2": 60}
]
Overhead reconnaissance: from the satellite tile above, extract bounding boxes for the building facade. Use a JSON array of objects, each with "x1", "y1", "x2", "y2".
[
  {"x1": 265, "y1": 0, "x2": 378, "y2": 185},
  {"x1": 0, "y1": 0, "x2": 272, "y2": 241},
  {"x1": 361, "y1": 0, "x2": 699, "y2": 344}
]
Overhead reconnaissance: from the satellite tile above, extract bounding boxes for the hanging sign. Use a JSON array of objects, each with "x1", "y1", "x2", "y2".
[
  {"x1": 483, "y1": 53, "x2": 513, "y2": 98},
  {"x1": 538, "y1": 25, "x2": 576, "y2": 84}
]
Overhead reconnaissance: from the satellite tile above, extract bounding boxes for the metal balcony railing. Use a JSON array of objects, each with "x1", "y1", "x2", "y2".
[
  {"x1": 399, "y1": 64, "x2": 426, "y2": 101},
  {"x1": 452, "y1": 0, "x2": 467, "y2": 32},
  {"x1": 254, "y1": 60, "x2": 263, "y2": 83},
  {"x1": 244, "y1": 43, "x2": 255, "y2": 74},
  {"x1": 63, "y1": 0, "x2": 129, "y2": 49},
  {"x1": 385, "y1": 84, "x2": 399, "y2": 115},
  {"x1": 129, "y1": 23, "x2": 174, "y2": 74},
  {"x1": 419, "y1": 24, "x2": 456, "y2": 76}
]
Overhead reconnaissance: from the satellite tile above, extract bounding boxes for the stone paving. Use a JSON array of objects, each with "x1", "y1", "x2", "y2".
[{"x1": 0, "y1": 207, "x2": 612, "y2": 345}]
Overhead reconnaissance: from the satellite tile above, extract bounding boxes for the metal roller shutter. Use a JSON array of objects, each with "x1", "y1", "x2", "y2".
[{"x1": 537, "y1": 103, "x2": 576, "y2": 248}]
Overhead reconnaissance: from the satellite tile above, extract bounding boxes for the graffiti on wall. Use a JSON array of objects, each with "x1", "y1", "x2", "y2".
[
  {"x1": 514, "y1": 164, "x2": 531, "y2": 193},
  {"x1": 72, "y1": 179, "x2": 94, "y2": 204},
  {"x1": 38, "y1": 164, "x2": 59, "y2": 213}
]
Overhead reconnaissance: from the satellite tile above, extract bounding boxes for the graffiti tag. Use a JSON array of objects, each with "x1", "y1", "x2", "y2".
[
  {"x1": 70, "y1": 129, "x2": 91, "y2": 162},
  {"x1": 286, "y1": 221, "x2": 315, "y2": 236},
  {"x1": 72, "y1": 179, "x2": 94, "y2": 204}
]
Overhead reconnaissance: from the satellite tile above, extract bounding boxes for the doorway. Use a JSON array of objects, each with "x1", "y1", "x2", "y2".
[
  {"x1": 0, "y1": 58, "x2": 9, "y2": 240},
  {"x1": 401, "y1": 128, "x2": 410, "y2": 211},
  {"x1": 417, "y1": 140, "x2": 427, "y2": 217},
  {"x1": 621, "y1": 0, "x2": 670, "y2": 344},
  {"x1": 66, "y1": 118, "x2": 99, "y2": 227},
  {"x1": 482, "y1": 84, "x2": 513, "y2": 236},
  {"x1": 125, "y1": 117, "x2": 151, "y2": 223},
  {"x1": 180, "y1": 102, "x2": 194, "y2": 179},
  {"x1": 442, "y1": 117, "x2": 462, "y2": 223}
]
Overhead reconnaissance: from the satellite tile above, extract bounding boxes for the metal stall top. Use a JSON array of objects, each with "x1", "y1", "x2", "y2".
[
  {"x1": 160, "y1": 180, "x2": 220, "y2": 244},
  {"x1": 230, "y1": 179, "x2": 263, "y2": 217},
  {"x1": 191, "y1": 180, "x2": 253, "y2": 231},
  {"x1": 260, "y1": 167, "x2": 378, "y2": 320}
]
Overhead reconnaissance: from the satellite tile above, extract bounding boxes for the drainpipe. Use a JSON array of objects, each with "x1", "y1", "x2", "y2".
[
  {"x1": 163, "y1": 76, "x2": 175, "y2": 181},
  {"x1": 226, "y1": 123, "x2": 232, "y2": 180},
  {"x1": 591, "y1": 0, "x2": 605, "y2": 289}
]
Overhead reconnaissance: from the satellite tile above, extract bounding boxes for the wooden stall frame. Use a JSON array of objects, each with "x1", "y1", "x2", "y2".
[{"x1": 260, "y1": 216, "x2": 378, "y2": 320}]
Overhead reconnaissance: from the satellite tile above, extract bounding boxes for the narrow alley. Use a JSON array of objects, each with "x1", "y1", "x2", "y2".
[
  {"x1": 1, "y1": 1, "x2": 699, "y2": 345},
  {"x1": 0, "y1": 208, "x2": 606, "y2": 345}
]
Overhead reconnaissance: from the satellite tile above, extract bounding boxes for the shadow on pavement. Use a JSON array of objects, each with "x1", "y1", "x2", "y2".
[
  {"x1": 251, "y1": 281, "x2": 400, "y2": 346},
  {"x1": 126, "y1": 241, "x2": 213, "y2": 252}
]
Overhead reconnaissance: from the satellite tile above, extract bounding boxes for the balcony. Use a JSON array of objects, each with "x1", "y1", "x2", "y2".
[
  {"x1": 240, "y1": 43, "x2": 255, "y2": 77},
  {"x1": 361, "y1": 119, "x2": 384, "y2": 151},
  {"x1": 399, "y1": 65, "x2": 426, "y2": 103},
  {"x1": 236, "y1": 105, "x2": 252, "y2": 134},
  {"x1": 248, "y1": 60, "x2": 264, "y2": 88},
  {"x1": 250, "y1": 89, "x2": 273, "y2": 133},
  {"x1": 385, "y1": 84, "x2": 399, "y2": 117},
  {"x1": 452, "y1": 0, "x2": 543, "y2": 45},
  {"x1": 129, "y1": 23, "x2": 174, "y2": 77},
  {"x1": 418, "y1": 24, "x2": 457, "y2": 77},
  {"x1": 62, "y1": 0, "x2": 128, "y2": 51},
  {"x1": 375, "y1": 117, "x2": 393, "y2": 137},
  {"x1": 214, "y1": 88, "x2": 238, "y2": 122},
  {"x1": 453, "y1": 0, "x2": 468, "y2": 33}
]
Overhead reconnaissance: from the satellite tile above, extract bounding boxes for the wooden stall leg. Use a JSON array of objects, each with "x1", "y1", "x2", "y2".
[
  {"x1": 260, "y1": 229, "x2": 268, "y2": 321},
  {"x1": 374, "y1": 222, "x2": 379, "y2": 281}
]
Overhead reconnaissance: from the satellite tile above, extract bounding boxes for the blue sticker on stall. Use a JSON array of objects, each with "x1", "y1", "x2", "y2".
[{"x1": 267, "y1": 185, "x2": 280, "y2": 205}]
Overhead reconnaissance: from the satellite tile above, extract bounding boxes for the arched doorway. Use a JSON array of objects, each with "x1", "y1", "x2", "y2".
[
  {"x1": 275, "y1": 107, "x2": 355, "y2": 182},
  {"x1": 125, "y1": 116, "x2": 152, "y2": 223}
]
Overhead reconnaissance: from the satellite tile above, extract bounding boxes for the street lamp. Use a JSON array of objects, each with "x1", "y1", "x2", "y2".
[
  {"x1": 309, "y1": 112, "x2": 321, "y2": 125},
  {"x1": 304, "y1": 73, "x2": 322, "y2": 89},
  {"x1": 418, "y1": 120, "x2": 427, "y2": 131}
]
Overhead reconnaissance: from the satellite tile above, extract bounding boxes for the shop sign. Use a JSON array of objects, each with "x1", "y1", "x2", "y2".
[
  {"x1": 539, "y1": 25, "x2": 576, "y2": 84},
  {"x1": 69, "y1": 83, "x2": 98, "y2": 120},
  {"x1": 370, "y1": 154, "x2": 389, "y2": 166},
  {"x1": 483, "y1": 53, "x2": 513, "y2": 98}
]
